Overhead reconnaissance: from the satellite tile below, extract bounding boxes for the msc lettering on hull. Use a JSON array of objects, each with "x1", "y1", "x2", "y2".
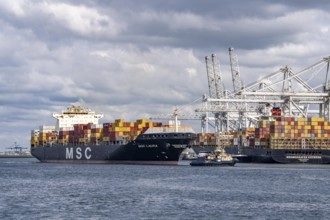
[{"x1": 66, "y1": 147, "x2": 92, "y2": 160}]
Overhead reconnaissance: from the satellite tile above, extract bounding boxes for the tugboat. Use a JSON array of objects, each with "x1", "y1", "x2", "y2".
[
  {"x1": 190, "y1": 147, "x2": 237, "y2": 166},
  {"x1": 181, "y1": 149, "x2": 197, "y2": 160}
]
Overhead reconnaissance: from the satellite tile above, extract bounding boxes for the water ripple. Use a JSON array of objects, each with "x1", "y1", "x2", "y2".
[{"x1": 0, "y1": 158, "x2": 330, "y2": 219}]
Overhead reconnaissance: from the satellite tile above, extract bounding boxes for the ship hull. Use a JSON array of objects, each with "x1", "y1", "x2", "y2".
[
  {"x1": 271, "y1": 149, "x2": 330, "y2": 164},
  {"x1": 192, "y1": 145, "x2": 330, "y2": 164},
  {"x1": 190, "y1": 160, "x2": 236, "y2": 166},
  {"x1": 31, "y1": 132, "x2": 195, "y2": 165}
]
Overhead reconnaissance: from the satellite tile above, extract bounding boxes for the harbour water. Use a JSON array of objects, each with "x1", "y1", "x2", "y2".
[{"x1": 1, "y1": 158, "x2": 330, "y2": 220}]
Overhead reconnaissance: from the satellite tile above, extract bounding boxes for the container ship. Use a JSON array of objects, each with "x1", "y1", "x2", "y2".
[
  {"x1": 192, "y1": 110, "x2": 330, "y2": 164},
  {"x1": 30, "y1": 105, "x2": 196, "y2": 165}
]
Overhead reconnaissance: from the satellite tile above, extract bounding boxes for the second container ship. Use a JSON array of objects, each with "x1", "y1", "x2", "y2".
[{"x1": 192, "y1": 109, "x2": 330, "y2": 164}]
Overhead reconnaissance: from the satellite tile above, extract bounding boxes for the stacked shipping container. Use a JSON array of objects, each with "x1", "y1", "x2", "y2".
[
  {"x1": 191, "y1": 117, "x2": 330, "y2": 150},
  {"x1": 247, "y1": 116, "x2": 330, "y2": 149},
  {"x1": 33, "y1": 126, "x2": 57, "y2": 146},
  {"x1": 102, "y1": 119, "x2": 160, "y2": 143},
  {"x1": 194, "y1": 133, "x2": 234, "y2": 147},
  {"x1": 31, "y1": 119, "x2": 163, "y2": 147}
]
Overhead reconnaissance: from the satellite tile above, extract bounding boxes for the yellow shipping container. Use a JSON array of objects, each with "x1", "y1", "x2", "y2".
[
  {"x1": 136, "y1": 119, "x2": 149, "y2": 124},
  {"x1": 91, "y1": 133, "x2": 102, "y2": 138},
  {"x1": 297, "y1": 122, "x2": 305, "y2": 126},
  {"x1": 137, "y1": 124, "x2": 144, "y2": 129},
  {"x1": 112, "y1": 127, "x2": 130, "y2": 132},
  {"x1": 115, "y1": 122, "x2": 123, "y2": 127},
  {"x1": 58, "y1": 139, "x2": 68, "y2": 144},
  {"x1": 115, "y1": 119, "x2": 124, "y2": 123},
  {"x1": 298, "y1": 117, "x2": 307, "y2": 122},
  {"x1": 79, "y1": 138, "x2": 86, "y2": 142},
  {"x1": 260, "y1": 121, "x2": 266, "y2": 128}
]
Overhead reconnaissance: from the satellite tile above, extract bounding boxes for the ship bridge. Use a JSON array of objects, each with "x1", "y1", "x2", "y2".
[{"x1": 52, "y1": 105, "x2": 104, "y2": 130}]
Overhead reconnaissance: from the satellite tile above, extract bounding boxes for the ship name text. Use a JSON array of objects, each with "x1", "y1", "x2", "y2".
[
  {"x1": 286, "y1": 155, "x2": 321, "y2": 159},
  {"x1": 66, "y1": 147, "x2": 92, "y2": 160},
  {"x1": 138, "y1": 144, "x2": 158, "y2": 148}
]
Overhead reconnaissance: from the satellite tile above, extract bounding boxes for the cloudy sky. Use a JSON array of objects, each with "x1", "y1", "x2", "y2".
[{"x1": 1, "y1": 0, "x2": 330, "y2": 150}]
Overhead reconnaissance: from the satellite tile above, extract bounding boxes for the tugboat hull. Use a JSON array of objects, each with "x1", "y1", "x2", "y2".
[{"x1": 190, "y1": 160, "x2": 236, "y2": 166}]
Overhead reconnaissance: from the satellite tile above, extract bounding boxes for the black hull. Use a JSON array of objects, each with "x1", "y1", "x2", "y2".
[
  {"x1": 233, "y1": 147, "x2": 276, "y2": 163},
  {"x1": 31, "y1": 132, "x2": 195, "y2": 165},
  {"x1": 192, "y1": 145, "x2": 330, "y2": 164},
  {"x1": 271, "y1": 149, "x2": 330, "y2": 164},
  {"x1": 190, "y1": 160, "x2": 236, "y2": 166}
]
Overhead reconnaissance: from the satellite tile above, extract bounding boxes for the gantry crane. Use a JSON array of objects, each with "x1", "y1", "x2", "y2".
[
  {"x1": 197, "y1": 48, "x2": 258, "y2": 131},
  {"x1": 197, "y1": 50, "x2": 330, "y2": 132},
  {"x1": 204, "y1": 54, "x2": 229, "y2": 132},
  {"x1": 6, "y1": 142, "x2": 28, "y2": 153},
  {"x1": 150, "y1": 47, "x2": 330, "y2": 134}
]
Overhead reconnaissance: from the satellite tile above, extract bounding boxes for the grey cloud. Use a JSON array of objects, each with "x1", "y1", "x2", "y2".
[{"x1": 0, "y1": 0, "x2": 330, "y2": 149}]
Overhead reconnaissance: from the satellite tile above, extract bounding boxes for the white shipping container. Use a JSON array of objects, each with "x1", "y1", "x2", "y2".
[
  {"x1": 39, "y1": 125, "x2": 56, "y2": 133},
  {"x1": 168, "y1": 120, "x2": 181, "y2": 126},
  {"x1": 233, "y1": 138, "x2": 238, "y2": 145},
  {"x1": 92, "y1": 124, "x2": 103, "y2": 129},
  {"x1": 59, "y1": 127, "x2": 74, "y2": 131},
  {"x1": 31, "y1": 130, "x2": 40, "y2": 137}
]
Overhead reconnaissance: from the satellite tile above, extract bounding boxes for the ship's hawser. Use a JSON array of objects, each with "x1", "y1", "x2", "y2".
[
  {"x1": 192, "y1": 115, "x2": 330, "y2": 164},
  {"x1": 31, "y1": 105, "x2": 196, "y2": 165}
]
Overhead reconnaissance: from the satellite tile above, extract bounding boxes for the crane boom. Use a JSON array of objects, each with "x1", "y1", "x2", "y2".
[
  {"x1": 229, "y1": 47, "x2": 243, "y2": 93},
  {"x1": 205, "y1": 54, "x2": 225, "y2": 99}
]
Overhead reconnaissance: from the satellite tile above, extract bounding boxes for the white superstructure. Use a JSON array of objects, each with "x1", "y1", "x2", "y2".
[{"x1": 52, "y1": 105, "x2": 104, "y2": 130}]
